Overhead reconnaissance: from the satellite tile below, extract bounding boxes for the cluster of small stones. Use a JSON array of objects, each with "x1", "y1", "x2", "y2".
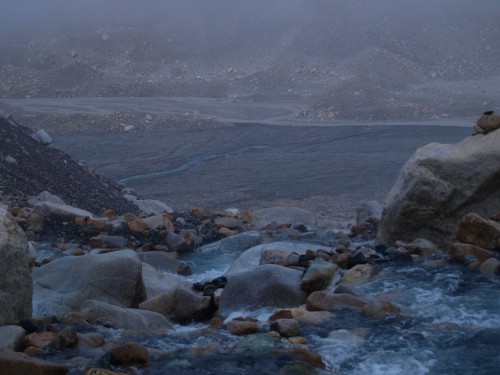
[{"x1": 4, "y1": 201, "x2": 258, "y2": 273}]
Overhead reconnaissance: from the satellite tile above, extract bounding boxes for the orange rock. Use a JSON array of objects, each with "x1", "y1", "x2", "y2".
[
  {"x1": 225, "y1": 319, "x2": 259, "y2": 336},
  {"x1": 24, "y1": 331, "x2": 54, "y2": 349},
  {"x1": 218, "y1": 227, "x2": 237, "y2": 237},
  {"x1": 288, "y1": 336, "x2": 308, "y2": 345},
  {"x1": 127, "y1": 219, "x2": 148, "y2": 233},
  {"x1": 102, "y1": 209, "x2": 117, "y2": 220},
  {"x1": 110, "y1": 342, "x2": 148, "y2": 366}
]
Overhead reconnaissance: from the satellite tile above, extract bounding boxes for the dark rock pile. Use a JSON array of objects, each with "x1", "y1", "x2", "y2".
[{"x1": 0, "y1": 113, "x2": 137, "y2": 214}]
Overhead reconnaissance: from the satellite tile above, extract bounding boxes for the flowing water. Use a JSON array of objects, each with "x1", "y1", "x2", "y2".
[
  {"x1": 92, "y1": 239, "x2": 499, "y2": 375},
  {"x1": 40, "y1": 235, "x2": 497, "y2": 375}
]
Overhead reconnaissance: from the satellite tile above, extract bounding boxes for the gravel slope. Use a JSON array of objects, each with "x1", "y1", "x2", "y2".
[{"x1": 0, "y1": 113, "x2": 137, "y2": 214}]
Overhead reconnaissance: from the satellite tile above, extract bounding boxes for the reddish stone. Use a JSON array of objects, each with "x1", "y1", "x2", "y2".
[{"x1": 110, "y1": 342, "x2": 148, "y2": 366}]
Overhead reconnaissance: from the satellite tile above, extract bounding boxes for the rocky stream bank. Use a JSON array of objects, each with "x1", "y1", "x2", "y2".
[{"x1": 1, "y1": 114, "x2": 500, "y2": 374}]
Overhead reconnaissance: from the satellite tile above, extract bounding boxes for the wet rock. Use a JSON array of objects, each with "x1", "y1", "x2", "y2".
[
  {"x1": 259, "y1": 248, "x2": 291, "y2": 266},
  {"x1": 226, "y1": 242, "x2": 328, "y2": 275},
  {"x1": 306, "y1": 291, "x2": 367, "y2": 312},
  {"x1": 271, "y1": 346, "x2": 324, "y2": 369},
  {"x1": 334, "y1": 284, "x2": 371, "y2": 299},
  {"x1": 479, "y1": 258, "x2": 500, "y2": 276},
  {"x1": 141, "y1": 263, "x2": 191, "y2": 298},
  {"x1": 341, "y1": 264, "x2": 373, "y2": 285},
  {"x1": 0, "y1": 208, "x2": 32, "y2": 325},
  {"x1": 139, "y1": 293, "x2": 177, "y2": 317},
  {"x1": 0, "y1": 325, "x2": 25, "y2": 351},
  {"x1": 49, "y1": 327, "x2": 77, "y2": 349},
  {"x1": 448, "y1": 243, "x2": 495, "y2": 264},
  {"x1": 173, "y1": 287, "x2": 213, "y2": 323},
  {"x1": 199, "y1": 231, "x2": 262, "y2": 254},
  {"x1": 346, "y1": 250, "x2": 369, "y2": 268},
  {"x1": 110, "y1": 342, "x2": 148, "y2": 366},
  {"x1": 270, "y1": 319, "x2": 300, "y2": 338},
  {"x1": 395, "y1": 238, "x2": 439, "y2": 255},
  {"x1": 24, "y1": 331, "x2": 54, "y2": 351},
  {"x1": 76, "y1": 332, "x2": 105, "y2": 349},
  {"x1": 457, "y1": 213, "x2": 500, "y2": 250},
  {"x1": 219, "y1": 264, "x2": 306, "y2": 317},
  {"x1": 250, "y1": 207, "x2": 317, "y2": 229},
  {"x1": 192, "y1": 276, "x2": 227, "y2": 296},
  {"x1": 138, "y1": 251, "x2": 191, "y2": 275},
  {"x1": 166, "y1": 231, "x2": 192, "y2": 253},
  {"x1": 300, "y1": 257, "x2": 338, "y2": 294},
  {"x1": 33, "y1": 250, "x2": 146, "y2": 316},
  {"x1": 378, "y1": 130, "x2": 500, "y2": 246},
  {"x1": 362, "y1": 299, "x2": 401, "y2": 321},
  {"x1": 80, "y1": 300, "x2": 172, "y2": 334},
  {"x1": 0, "y1": 349, "x2": 68, "y2": 374},
  {"x1": 225, "y1": 319, "x2": 259, "y2": 336},
  {"x1": 271, "y1": 308, "x2": 334, "y2": 325}
]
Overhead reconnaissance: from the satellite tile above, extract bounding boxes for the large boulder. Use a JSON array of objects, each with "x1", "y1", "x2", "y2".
[
  {"x1": 219, "y1": 264, "x2": 306, "y2": 317},
  {"x1": 32, "y1": 250, "x2": 146, "y2": 317},
  {"x1": 0, "y1": 208, "x2": 32, "y2": 325},
  {"x1": 378, "y1": 130, "x2": 500, "y2": 245}
]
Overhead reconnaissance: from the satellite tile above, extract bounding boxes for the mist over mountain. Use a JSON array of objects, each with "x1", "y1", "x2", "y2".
[{"x1": 1, "y1": 0, "x2": 499, "y2": 120}]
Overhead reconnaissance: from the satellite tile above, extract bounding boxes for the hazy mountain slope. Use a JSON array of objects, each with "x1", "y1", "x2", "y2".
[{"x1": 0, "y1": 0, "x2": 498, "y2": 120}]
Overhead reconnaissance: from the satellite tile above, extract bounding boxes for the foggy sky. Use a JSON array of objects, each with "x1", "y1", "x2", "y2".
[{"x1": 2, "y1": 0, "x2": 500, "y2": 40}]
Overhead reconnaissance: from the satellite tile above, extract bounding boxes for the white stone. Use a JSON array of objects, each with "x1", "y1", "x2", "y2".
[{"x1": 33, "y1": 201, "x2": 94, "y2": 221}]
